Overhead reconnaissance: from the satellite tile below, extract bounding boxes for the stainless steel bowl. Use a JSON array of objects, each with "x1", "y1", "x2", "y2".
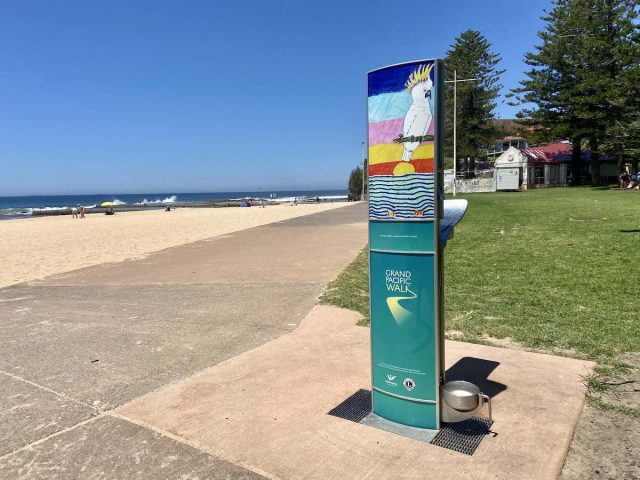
[{"x1": 442, "y1": 381, "x2": 481, "y2": 412}]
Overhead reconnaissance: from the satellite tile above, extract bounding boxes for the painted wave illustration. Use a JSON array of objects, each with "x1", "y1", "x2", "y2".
[{"x1": 369, "y1": 173, "x2": 435, "y2": 220}]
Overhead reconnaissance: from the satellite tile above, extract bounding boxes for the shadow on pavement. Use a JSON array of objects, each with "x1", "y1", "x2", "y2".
[{"x1": 445, "y1": 357, "x2": 507, "y2": 398}]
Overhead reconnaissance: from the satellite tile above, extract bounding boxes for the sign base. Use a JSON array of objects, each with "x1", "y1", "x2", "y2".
[
  {"x1": 360, "y1": 412, "x2": 439, "y2": 443},
  {"x1": 372, "y1": 390, "x2": 438, "y2": 429}
]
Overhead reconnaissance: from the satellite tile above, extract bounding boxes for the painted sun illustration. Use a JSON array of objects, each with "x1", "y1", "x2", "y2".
[{"x1": 393, "y1": 162, "x2": 416, "y2": 175}]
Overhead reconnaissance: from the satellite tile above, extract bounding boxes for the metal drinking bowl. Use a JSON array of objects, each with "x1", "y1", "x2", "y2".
[{"x1": 442, "y1": 381, "x2": 481, "y2": 412}]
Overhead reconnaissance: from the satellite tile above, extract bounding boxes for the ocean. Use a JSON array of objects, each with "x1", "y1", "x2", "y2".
[{"x1": 0, "y1": 190, "x2": 349, "y2": 219}]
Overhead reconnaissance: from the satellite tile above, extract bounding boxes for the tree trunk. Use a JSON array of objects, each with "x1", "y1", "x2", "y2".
[
  {"x1": 590, "y1": 138, "x2": 601, "y2": 186},
  {"x1": 618, "y1": 153, "x2": 625, "y2": 174},
  {"x1": 571, "y1": 138, "x2": 582, "y2": 186}
]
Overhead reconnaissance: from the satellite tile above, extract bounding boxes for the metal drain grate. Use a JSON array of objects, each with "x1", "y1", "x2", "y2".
[
  {"x1": 329, "y1": 391, "x2": 492, "y2": 455},
  {"x1": 430, "y1": 416, "x2": 493, "y2": 455},
  {"x1": 327, "y1": 389, "x2": 371, "y2": 423}
]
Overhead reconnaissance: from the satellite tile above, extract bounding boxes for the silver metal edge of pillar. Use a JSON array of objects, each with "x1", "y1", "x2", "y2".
[
  {"x1": 366, "y1": 66, "x2": 374, "y2": 417},
  {"x1": 434, "y1": 58, "x2": 445, "y2": 430}
]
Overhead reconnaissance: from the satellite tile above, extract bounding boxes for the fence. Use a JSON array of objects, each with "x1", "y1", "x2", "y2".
[{"x1": 444, "y1": 172, "x2": 496, "y2": 194}]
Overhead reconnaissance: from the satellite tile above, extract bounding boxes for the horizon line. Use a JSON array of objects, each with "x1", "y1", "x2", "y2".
[{"x1": 0, "y1": 187, "x2": 348, "y2": 198}]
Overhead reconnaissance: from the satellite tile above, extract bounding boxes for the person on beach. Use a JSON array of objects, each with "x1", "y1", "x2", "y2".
[
  {"x1": 79, "y1": 205, "x2": 85, "y2": 219},
  {"x1": 72, "y1": 205, "x2": 78, "y2": 219}
]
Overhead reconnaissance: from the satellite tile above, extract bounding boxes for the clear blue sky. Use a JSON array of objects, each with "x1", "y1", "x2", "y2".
[{"x1": 0, "y1": 0, "x2": 550, "y2": 195}]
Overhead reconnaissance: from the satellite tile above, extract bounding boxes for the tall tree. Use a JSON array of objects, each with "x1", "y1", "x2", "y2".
[
  {"x1": 348, "y1": 166, "x2": 364, "y2": 200},
  {"x1": 444, "y1": 30, "x2": 504, "y2": 176},
  {"x1": 582, "y1": 0, "x2": 640, "y2": 177},
  {"x1": 509, "y1": 0, "x2": 590, "y2": 185},
  {"x1": 603, "y1": 115, "x2": 640, "y2": 173},
  {"x1": 511, "y1": 0, "x2": 640, "y2": 185}
]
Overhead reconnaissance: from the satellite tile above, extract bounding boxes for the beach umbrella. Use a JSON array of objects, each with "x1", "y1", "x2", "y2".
[{"x1": 100, "y1": 201, "x2": 114, "y2": 207}]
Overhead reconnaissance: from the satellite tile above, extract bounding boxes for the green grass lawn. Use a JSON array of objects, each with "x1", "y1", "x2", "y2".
[
  {"x1": 445, "y1": 187, "x2": 639, "y2": 360},
  {"x1": 320, "y1": 187, "x2": 640, "y2": 413}
]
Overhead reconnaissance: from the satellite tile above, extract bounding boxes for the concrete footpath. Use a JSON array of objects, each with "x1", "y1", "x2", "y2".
[
  {"x1": 0, "y1": 203, "x2": 367, "y2": 479},
  {"x1": 119, "y1": 306, "x2": 593, "y2": 480}
]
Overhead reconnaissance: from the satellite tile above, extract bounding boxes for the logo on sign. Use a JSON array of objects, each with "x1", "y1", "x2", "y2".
[
  {"x1": 384, "y1": 269, "x2": 417, "y2": 326},
  {"x1": 385, "y1": 374, "x2": 398, "y2": 387},
  {"x1": 403, "y1": 378, "x2": 416, "y2": 391}
]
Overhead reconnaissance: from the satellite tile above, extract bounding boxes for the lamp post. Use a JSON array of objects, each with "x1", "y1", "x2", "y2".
[{"x1": 445, "y1": 70, "x2": 478, "y2": 196}]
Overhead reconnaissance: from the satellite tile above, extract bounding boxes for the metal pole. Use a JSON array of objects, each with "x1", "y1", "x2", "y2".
[
  {"x1": 453, "y1": 69, "x2": 457, "y2": 197},
  {"x1": 361, "y1": 140, "x2": 366, "y2": 200}
]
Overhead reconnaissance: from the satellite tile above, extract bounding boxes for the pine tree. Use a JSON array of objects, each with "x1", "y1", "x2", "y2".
[
  {"x1": 444, "y1": 30, "x2": 505, "y2": 176},
  {"x1": 510, "y1": 0, "x2": 588, "y2": 185},
  {"x1": 567, "y1": 0, "x2": 639, "y2": 183},
  {"x1": 603, "y1": 116, "x2": 640, "y2": 173},
  {"x1": 348, "y1": 166, "x2": 364, "y2": 200},
  {"x1": 511, "y1": 0, "x2": 640, "y2": 185}
]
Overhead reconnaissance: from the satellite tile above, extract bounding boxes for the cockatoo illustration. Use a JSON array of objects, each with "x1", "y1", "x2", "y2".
[{"x1": 401, "y1": 64, "x2": 434, "y2": 161}]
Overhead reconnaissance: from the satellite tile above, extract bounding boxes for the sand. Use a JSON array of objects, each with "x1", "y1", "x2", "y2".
[{"x1": 0, "y1": 203, "x2": 351, "y2": 288}]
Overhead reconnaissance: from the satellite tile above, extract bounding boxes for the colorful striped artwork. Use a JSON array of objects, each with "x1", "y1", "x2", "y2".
[{"x1": 368, "y1": 61, "x2": 437, "y2": 220}]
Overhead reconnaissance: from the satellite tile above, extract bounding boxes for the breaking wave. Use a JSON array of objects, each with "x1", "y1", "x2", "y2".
[
  {"x1": 32, "y1": 206, "x2": 69, "y2": 212},
  {"x1": 135, "y1": 195, "x2": 177, "y2": 205},
  {"x1": 0, "y1": 208, "x2": 34, "y2": 218}
]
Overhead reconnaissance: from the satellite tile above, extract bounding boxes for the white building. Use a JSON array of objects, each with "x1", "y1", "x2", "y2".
[{"x1": 494, "y1": 146, "x2": 567, "y2": 190}]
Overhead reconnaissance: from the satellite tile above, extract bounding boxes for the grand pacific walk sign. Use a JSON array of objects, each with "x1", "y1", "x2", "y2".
[{"x1": 368, "y1": 59, "x2": 444, "y2": 430}]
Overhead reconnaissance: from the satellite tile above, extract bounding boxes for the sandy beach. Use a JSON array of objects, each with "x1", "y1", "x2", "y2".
[{"x1": 0, "y1": 203, "x2": 351, "y2": 288}]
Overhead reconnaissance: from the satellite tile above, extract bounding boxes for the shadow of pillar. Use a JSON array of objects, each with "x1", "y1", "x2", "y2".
[{"x1": 445, "y1": 356, "x2": 507, "y2": 398}]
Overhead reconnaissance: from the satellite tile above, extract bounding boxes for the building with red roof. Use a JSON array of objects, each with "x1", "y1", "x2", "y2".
[
  {"x1": 494, "y1": 146, "x2": 565, "y2": 190},
  {"x1": 491, "y1": 140, "x2": 618, "y2": 188}
]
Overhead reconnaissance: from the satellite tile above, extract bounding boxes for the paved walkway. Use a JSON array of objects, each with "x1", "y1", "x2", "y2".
[
  {"x1": 120, "y1": 305, "x2": 593, "y2": 480},
  {"x1": 0, "y1": 203, "x2": 367, "y2": 479}
]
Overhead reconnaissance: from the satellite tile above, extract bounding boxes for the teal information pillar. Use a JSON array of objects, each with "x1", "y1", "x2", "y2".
[{"x1": 367, "y1": 59, "x2": 444, "y2": 430}]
